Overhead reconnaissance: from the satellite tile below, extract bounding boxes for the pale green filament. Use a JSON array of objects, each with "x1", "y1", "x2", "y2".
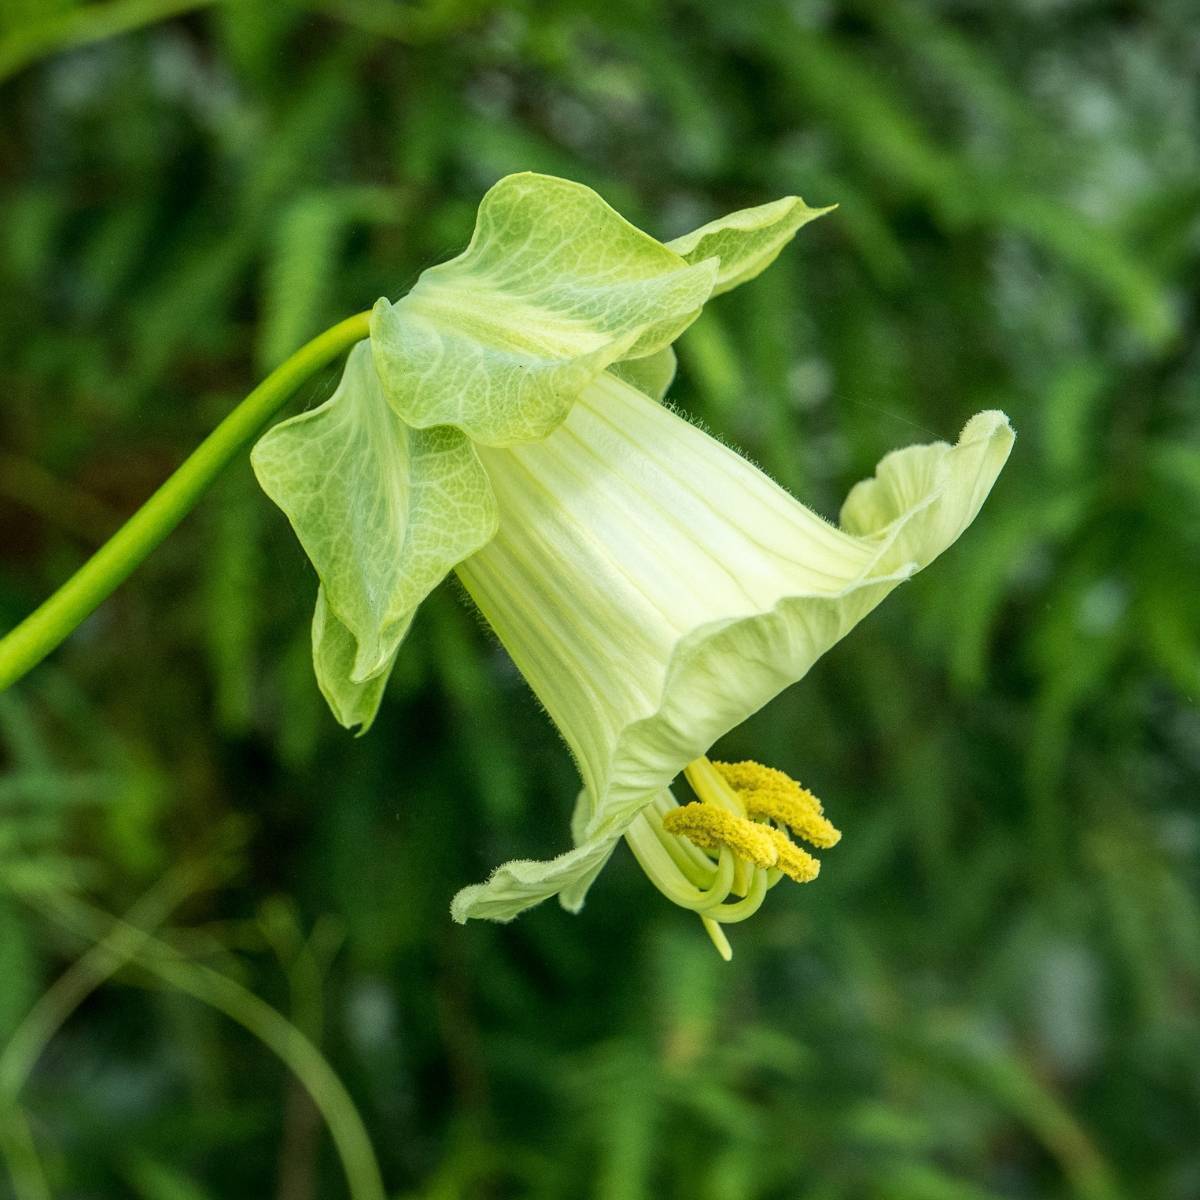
[{"x1": 624, "y1": 812, "x2": 736, "y2": 910}]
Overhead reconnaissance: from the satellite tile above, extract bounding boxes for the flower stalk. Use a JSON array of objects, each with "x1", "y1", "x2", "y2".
[{"x1": 0, "y1": 311, "x2": 371, "y2": 692}]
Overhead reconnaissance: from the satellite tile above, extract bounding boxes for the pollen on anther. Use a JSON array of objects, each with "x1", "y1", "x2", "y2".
[
  {"x1": 713, "y1": 759, "x2": 841, "y2": 849},
  {"x1": 662, "y1": 802, "x2": 779, "y2": 870},
  {"x1": 767, "y1": 828, "x2": 820, "y2": 883}
]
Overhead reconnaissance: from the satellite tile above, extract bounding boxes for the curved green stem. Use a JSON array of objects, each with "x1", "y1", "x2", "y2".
[{"x1": 0, "y1": 311, "x2": 371, "y2": 692}]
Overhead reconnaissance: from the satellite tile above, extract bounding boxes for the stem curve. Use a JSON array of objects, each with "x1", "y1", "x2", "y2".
[{"x1": 0, "y1": 311, "x2": 372, "y2": 691}]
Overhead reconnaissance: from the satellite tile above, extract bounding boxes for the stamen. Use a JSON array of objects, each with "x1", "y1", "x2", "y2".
[
  {"x1": 713, "y1": 760, "x2": 841, "y2": 849},
  {"x1": 703, "y1": 866, "x2": 770, "y2": 923},
  {"x1": 645, "y1": 793, "x2": 722, "y2": 883},
  {"x1": 683, "y1": 757, "x2": 757, "y2": 891},
  {"x1": 632, "y1": 758, "x2": 842, "y2": 963},
  {"x1": 766, "y1": 828, "x2": 820, "y2": 883},
  {"x1": 624, "y1": 807, "x2": 736, "y2": 911},
  {"x1": 662, "y1": 802, "x2": 779, "y2": 870}
]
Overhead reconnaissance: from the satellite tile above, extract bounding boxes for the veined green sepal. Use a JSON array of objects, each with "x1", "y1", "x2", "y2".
[
  {"x1": 370, "y1": 173, "x2": 718, "y2": 446},
  {"x1": 251, "y1": 341, "x2": 497, "y2": 731},
  {"x1": 370, "y1": 173, "x2": 835, "y2": 442},
  {"x1": 667, "y1": 195, "x2": 836, "y2": 295}
]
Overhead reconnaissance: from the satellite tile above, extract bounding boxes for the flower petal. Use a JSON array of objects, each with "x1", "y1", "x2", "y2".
[
  {"x1": 450, "y1": 830, "x2": 621, "y2": 923},
  {"x1": 456, "y1": 375, "x2": 1014, "y2": 857},
  {"x1": 667, "y1": 196, "x2": 836, "y2": 296},
  {"x1": 840, "y1": 410, "x2": 1015, "y2": 567},
  {"x1": 370, "y1": 172, "x2": 719, "y2": 446}
]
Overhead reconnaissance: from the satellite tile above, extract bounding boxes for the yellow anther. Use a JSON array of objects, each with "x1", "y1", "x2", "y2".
[
  {"x1": 713, "y1": 760, "x2": 841, "y2": 849},
  {"x1": 662, "y1": 801, "x2": 824, "y2": 887},
  {"x1": 662, "y1": 802, "x2": 779, "y2": 871},
  {"x1": 766, "y1": 828, "x2": 820, "y2": 883}
]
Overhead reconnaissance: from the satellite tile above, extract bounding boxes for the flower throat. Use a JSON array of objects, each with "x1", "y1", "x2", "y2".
[{"x1": 624, "y1": 758, "x2": 841, "y2": 960}]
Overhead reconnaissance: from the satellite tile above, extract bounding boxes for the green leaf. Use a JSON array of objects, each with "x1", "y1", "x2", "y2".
[
  {"x1": 370, "y1": 172, "x2": 720, "y2": 446},
  {"x1": 252, "y1": 342, "x2": 497, "y2": 729},
  {"x1": 667, "y1": 195, "x2": 835, "y2": 295}
]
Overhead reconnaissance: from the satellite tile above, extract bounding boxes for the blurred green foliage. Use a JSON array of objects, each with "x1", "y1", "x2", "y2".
[{"x1": 1, "y1": 0, "x2": 1199, "y2": 1197}]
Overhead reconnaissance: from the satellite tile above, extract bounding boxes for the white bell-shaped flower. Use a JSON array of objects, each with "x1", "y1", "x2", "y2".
[
  {"x1": 252, "y1": 172, "x2": 1013, "y2": 955},
  {"x1": 450, "y1": 372, "x2": 1012, "y2": 946}
]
